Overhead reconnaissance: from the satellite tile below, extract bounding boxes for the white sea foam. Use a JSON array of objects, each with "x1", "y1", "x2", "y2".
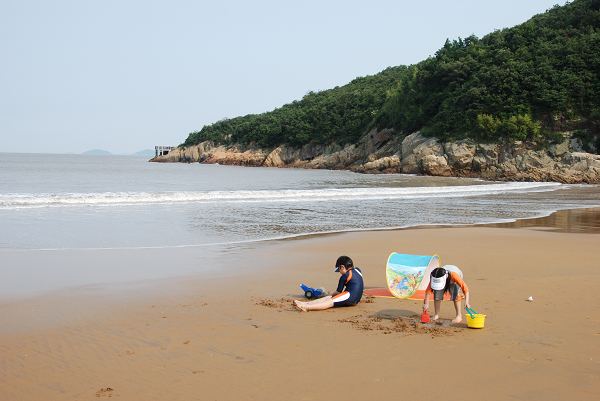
[{"x1": 0, "y1": 181, "x2": 563, "y2": 209}]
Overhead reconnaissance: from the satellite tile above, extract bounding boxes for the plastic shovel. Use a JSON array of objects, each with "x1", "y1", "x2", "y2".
[{"x1": 465, "y1": 306, "x2": 477, "y2": 319}]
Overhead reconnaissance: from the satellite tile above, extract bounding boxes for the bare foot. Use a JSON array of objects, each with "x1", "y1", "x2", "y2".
[
  {"x1": 293, "y1": 300, "x2": 308, "y2": 312},
  {"x1": 452, "y1": 316, "x2": 462, "y2": 324},
  {"x1": 432, "y1": 314, "x2": 439, "y2": 321}
]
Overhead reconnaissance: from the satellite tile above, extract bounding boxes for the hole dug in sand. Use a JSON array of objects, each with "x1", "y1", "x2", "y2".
[{"x1": 339, "y1": 311, "x2": 461, "y2": 337}]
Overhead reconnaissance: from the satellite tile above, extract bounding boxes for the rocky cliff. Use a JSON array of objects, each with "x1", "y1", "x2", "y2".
[{"x1": 151, "y1": 130, "x2": 600, "y2": 184}]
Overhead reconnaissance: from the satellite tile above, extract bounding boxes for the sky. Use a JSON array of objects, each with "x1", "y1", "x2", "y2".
[{"x1": 0, "y1": 0, "x2": 565, "y2": 154}]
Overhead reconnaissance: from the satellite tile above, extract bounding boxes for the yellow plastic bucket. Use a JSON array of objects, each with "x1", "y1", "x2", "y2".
[{"x1": 465, "y1": 313, "x2": 486, "y2": 329}]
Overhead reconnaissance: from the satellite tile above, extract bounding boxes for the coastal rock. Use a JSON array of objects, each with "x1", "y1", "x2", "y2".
[
  {"x1": 300, "y1": 144, "x2": 328, "y2": 161},
  {"x1": 421, "y1": 154, "x2": 452, "y2": 176},
  {"x1": 361, "y1": 155, "x2": 401, "y2": 172},
  {"x1": 401, "y1": 132, "x2": 444, "y2": 174},
  {"x1": 444, "y1": 141, "x2": 476, "y2": 170},
  {"x1": 363, "y1": 128, "x2": 395, "y2": 155},
  {"x1": 361, "y1": 132, "x2": 402, "y2": 169},
  {"x1": 565, "y1": 152, "x2": 600, "y2": 171},
  {"x1": 199, "y1": 144, "x2": 267, "y2": 167},
  {"x1": 471, "y1": 143, "x2": 499, "y2": 172},
  {"x1": 152, "y1": 144, "x2": 205, "y2": 163},
  {"x1": 263, "y1": 146, "x2": 286, "y2": 167},
  {"x1": 308, "y1": 145, "x2": 360, "y2": 169},
  {"x1": 549, "y1": 139, "x2": 570, "y2": 157},
  {"x1": 477, "y1": 143, "x2": 500, "y2": 163},
  {"x1": 151, "y1": 129, "x2": 600, "y2": 184}
]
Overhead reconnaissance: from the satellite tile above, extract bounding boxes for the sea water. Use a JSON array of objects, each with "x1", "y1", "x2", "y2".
[
  {"x1": 1, "y1": 152, "x2": 599, "y2": 250},
  {"x1": 1, "y1": 152, "x2": 599, "y2": 297}
]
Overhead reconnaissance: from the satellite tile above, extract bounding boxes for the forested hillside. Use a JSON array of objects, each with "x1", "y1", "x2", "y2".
[
  {"x1": 375, "y1": 0, "x2": 600, "y2": 145},
  {"x1": 183, "y1": 66, "x2": 409, "y2": 147},
  {"x1": 183, "y1": 0, "x2": 600, "y2": 152}
]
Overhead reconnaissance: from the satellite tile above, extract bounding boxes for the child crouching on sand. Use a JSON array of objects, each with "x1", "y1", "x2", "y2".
[
  {"x1": 423, "y1": 265, "x2": 471, "y2": 324},
  {"x1": 293, "y1": 256, "x2": 364, "y2": 312}
]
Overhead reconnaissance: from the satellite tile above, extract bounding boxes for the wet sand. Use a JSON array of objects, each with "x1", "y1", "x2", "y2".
[{"x1": 1, "y1": 208, "x2": 600, "y2": 401}]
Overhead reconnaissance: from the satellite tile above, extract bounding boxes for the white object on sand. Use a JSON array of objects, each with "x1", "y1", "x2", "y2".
[{"x1": 526, "y1": 296, "x2": 534, "y2": 302}]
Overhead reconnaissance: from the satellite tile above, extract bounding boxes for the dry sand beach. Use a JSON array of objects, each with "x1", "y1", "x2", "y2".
[
  {"x1": 3, "y1": 2, "x2": 600, "y2": 401},
  {"x1": 1, "y1": 208, "x2": 600, "y2": 401}
]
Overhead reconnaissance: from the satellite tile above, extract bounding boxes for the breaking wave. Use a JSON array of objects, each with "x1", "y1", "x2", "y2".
[{"x1": 0, "y1": 181, "x2": 563, "y2": 209}]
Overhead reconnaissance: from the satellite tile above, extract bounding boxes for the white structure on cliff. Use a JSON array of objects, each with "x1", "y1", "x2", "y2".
[{"x1": 155, "y1": 146, "x2": 175, "y2": 157}]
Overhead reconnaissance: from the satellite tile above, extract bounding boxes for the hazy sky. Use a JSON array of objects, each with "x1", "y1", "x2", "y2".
[{"x1": 1, "y1": 0, "x2": 564, "y2": 154}]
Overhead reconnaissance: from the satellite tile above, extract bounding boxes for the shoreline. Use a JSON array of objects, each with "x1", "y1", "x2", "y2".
[
  {"x1": 1, "y1": 207, "x2": 599, "y2": 400},
  {"x1": 1, "y1": 206, "x2": 599, "y2": 303},
  {"x1": 4, "y1": 201, "x2": 599, "y2": 253}
]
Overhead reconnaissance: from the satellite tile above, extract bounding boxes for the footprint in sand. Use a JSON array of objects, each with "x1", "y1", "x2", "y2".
[
  {"x1": 95, "y1": 387, "x2": 115, "y2": 398},
  {"x1": 183, "y1": 340, "x2": 191, "y2": 345}
]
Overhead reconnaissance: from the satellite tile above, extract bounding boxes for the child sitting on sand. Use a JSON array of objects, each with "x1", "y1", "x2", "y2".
[
  {"x1": 423, "y1": 265, "x2": 471, "y2": 324},
  {"x1": 293, "y1": 256, "x2": 364, "y2": 312}
]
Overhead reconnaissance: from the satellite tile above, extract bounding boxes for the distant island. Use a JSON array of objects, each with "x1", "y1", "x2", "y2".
[
  {"x1": 153, "y1": 0, "x2": 600, "y2": 183},
  {"x1": 82, "y1": 149, "x2": 112, "y2": 156},
  {"x1": 132, "y1": 149, "x2": 155, "y2": 158}
]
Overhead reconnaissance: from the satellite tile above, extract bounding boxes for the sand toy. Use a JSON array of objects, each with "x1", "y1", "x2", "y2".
[
  {"x1": 465, "y1": 306, "x2": 486, "y2": 328},
  {"x1": 299, "y1": 284, "x2": 326, "y2": 299}
]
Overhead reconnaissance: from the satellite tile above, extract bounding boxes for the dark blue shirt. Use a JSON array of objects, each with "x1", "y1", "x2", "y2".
[{"x1": 336, "y1": 267, "x2": 364, "y2": 304}]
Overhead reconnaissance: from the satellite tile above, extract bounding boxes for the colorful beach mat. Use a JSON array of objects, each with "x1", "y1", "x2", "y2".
[{"x1": 363, "y1": 287, "x2": 462, "y2": 301}]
